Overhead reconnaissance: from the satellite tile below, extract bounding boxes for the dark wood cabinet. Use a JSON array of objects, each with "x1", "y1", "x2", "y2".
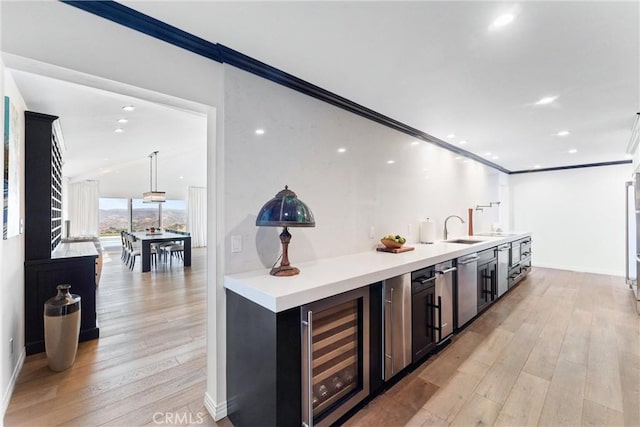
[
  {"x1": 25, "y1": 112, "x2": 62, "y2": 260},
  {"x1": 411, "y1": 282, "x2": 436, "y2": 362},
  {"x1": 369, "y1": 282, "x2": 384, "y2": 395},
  {"x1": 25, "y1": 253, "x2": 99, "y2": 355},
  {"x1": 227, "y1": 284, "x2": 381, "y2": 427},
  {"x1": 226, "y1": 290, "x2": 302, "y2": 427},
  {"x1": 24, "y1": 111, "x2": 99, "y2": 355}
]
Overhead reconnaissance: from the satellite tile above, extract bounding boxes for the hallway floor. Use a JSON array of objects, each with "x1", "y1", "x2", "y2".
[
  {"x1": 345, "y1": 268, "x2": 639, "y2": 427},
  {"x1": 4, "y1": 254, "x2": 638, "y2": 426},
  {"x1": 4, "y1": 247, "x2": 230, "y2": 427}
]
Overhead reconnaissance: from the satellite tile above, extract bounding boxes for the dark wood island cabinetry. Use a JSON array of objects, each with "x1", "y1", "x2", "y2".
[
  {"x1": 227, "y1": 282, "x2": 383, "y2": 427},
  {"x1": 225, "y1": 233, "x2": 531, "y2": 426}
]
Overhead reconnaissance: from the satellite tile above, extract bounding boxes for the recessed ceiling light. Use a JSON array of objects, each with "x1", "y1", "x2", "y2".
[
  {"x1": 459, "y1": 140, "x2": 468, "y2": 145},
  {"x1": 492, "y1": 155, "x2": 499, "y2": 160},
  {"x1": 179, "y1": 176, "x2": 184, "y2": 180},
  {"x1": 447, "y1": 134, "x2": 456, "y2": 139},
  {"x1": 535, "y1": 96, "x2": 558, "y2": 105},
  {"x1": 337, "y1": 147, "x2": 347, "y2": 153},
  {"x1": 411, "y1": 141, "x2": 420, "y2": 146},
  {"x1": 454, "y1": 156, "x2": 462, "y2": 160},
  {"x1": 555, "y1": 130, "x2": 570, "y2": 136},
  {"x1": 255, "y1": 129, "x2": 265, "y2": 135},
  {"x1": 568, "y1": 149, "x2": 578, "y2": 154},
  {"x1": 387, "y1": 160, "x2": 395, "y2": 164},
  {"x1": 533, "y1": 164, "x2": 541, "y2": 169},
  {"x1": 114, "y1": 128, "x2": 124, "y2": 133},
  {"x1": 117, "y1": 118, "x2": 128, "y2": 124},
  {"x1": 485, "y1": 152, "x2": 492, "y2": 156},
  {"x1": 489, "y1": 13, "x2": 515, "y2": 30},
  {"x1": 121, "y1": 105, "x2": 135, "y2": 112}
]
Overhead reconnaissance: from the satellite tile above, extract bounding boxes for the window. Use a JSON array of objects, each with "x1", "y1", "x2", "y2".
[
  {"x1": 162, "y1": 199, "x2": 187, "y2": 232},
  {"x1": 98, "y1": 198, "x2": 129, "y2": 236},
  {"x1": 98, "y1": 198, "x2": 186, "y2": 235},
  {"x1": 132, "y1": 198, "x2": 161, "y2": 232}
]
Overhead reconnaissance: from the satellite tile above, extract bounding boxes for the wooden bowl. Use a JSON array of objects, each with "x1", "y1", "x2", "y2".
[{"x1": 381, "y1": 238, "x2": 404, "y2": 249}]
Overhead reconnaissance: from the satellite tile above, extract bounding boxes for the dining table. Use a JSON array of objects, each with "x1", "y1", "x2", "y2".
[{"x1": 131, "y1": 231, "x2": 192, "y2": 272}]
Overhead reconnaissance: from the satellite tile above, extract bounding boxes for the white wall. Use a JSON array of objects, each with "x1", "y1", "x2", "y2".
[
  {"x1": 510, "y1": 163, "x2": 632, "y2": 276},
  {"x1": 0, "y1": 64, "x2": 27, "y2": 421},
  {"x1": 1, "y1": 1, "x2": 226, "y2": 421},
  {"x1": 224, "y1": 66, "x2": 505, "y2": 274}
]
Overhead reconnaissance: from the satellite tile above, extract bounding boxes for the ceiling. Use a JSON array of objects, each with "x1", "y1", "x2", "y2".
[
  {"x1": 118, "y1": 0, "x2": 638, "y2": 171},
  {"x1": 4, "y1": 1, "x2": 639, "y2": 176},
  {"x1": 10, "y1": 69, "x2": 207, "y2": 200}
]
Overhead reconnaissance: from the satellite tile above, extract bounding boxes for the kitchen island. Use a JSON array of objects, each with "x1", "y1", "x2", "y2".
[
  {"x1": 225, "y1": 233, "x2": 531, "y2": 427},
  {"x1": 226, "y1": 233, "x2": 531, "y2": 312}
]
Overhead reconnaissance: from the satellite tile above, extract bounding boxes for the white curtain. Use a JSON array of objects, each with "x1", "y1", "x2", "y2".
[
  {"x1": 188, "y1": 186, "x2": 207, "y2": 247},
  {"x1": 67, "y1": 180, "x2": 99, "y2": 237}
]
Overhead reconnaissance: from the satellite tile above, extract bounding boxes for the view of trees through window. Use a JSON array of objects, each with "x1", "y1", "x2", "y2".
[{"x1": 98, "y1": 198, "x2": 187, "y2": 235}]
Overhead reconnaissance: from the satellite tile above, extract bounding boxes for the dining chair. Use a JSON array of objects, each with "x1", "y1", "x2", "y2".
[
  {"x1": 126, "y1": 234, "x2": 141, "y2": 270},
  {"x1": 120, "y1": 230, "x2": 127, "y2": 262},
  {"x1": 161, "y1": 241, "x2": 184, "y2": 266}
]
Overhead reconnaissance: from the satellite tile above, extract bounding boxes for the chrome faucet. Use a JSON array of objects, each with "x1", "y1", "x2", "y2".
[{"x1": 444, "y1": 215, "x2": 465, "y2": 241}]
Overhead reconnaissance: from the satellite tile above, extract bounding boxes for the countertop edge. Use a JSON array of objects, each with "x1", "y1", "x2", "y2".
[
  {"x1": 225, "y1": 233, "x2": 531, "y2": 313},
  {"x1": 51, "y1": 241, "x2": 99, "y2": 260}
]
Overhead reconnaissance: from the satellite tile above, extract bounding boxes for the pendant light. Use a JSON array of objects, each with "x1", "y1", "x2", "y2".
[{"x1": 143, "y1": 151, "x2": 166, "y2": 203}]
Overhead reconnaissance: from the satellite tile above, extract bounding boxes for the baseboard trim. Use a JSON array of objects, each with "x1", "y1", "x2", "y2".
[
  {"x1": 532, "y1": 262, "x2": 624, "y2": 277},
  {"x1": 1, "y1": 347, "x2": 26, "y2": 422},
  {"x1": 204, "y1": 392, "x2": 227, "y2": 421}
]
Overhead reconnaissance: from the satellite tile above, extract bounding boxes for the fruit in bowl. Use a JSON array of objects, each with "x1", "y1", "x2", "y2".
[{"x1": 381, "y1": 234, "x2": 406, "y2": 248}]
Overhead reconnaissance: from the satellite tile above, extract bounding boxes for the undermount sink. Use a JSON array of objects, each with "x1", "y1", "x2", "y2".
[{"x1": 445, "y1": 239, "x2": 484, "y2": 244}]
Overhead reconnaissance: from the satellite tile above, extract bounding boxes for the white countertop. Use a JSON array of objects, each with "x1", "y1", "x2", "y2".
[
  {"x1": 51, "y1": 241, "x2": 99, "y2": 259},
  {"x1": 225, "y1": 233, "x2": 531, "y2": 313}
]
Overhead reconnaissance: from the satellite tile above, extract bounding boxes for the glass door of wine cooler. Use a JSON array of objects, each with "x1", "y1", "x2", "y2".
[{"x1": 301, "y1": 287, "x2": 370, "y2": 427}]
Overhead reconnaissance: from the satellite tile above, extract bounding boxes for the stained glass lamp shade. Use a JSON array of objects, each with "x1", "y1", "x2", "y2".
[{"x1": 256, "y1": 186, "x2": 315, "y2": 276}]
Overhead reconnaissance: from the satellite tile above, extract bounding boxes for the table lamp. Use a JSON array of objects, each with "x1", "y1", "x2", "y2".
[{"x1": 256, "y1": 185, "x2": 315, "y2": 276}]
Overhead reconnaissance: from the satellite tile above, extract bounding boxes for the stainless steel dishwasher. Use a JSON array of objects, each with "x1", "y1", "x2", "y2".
[
  {"x1": 434, "y1": 261, "x2": 456, "y2": 344},
  {"x1": 497, "y1": 244, "x2": 510, "y2": 297},
  {"x1": 383, "y1": 274, "x2": 411, "y2": 380},
  {"x1": 455, "y1": 253, "x2": 478, "y2": 329}
]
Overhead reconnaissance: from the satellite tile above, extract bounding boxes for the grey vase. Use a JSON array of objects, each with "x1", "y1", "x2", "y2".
[{"x1": 44, "y1": 284, "x2": 81, "y2": 371}]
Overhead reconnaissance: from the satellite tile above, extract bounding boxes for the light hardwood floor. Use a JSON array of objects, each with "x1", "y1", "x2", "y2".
[
  {"x1": 4, "y1": 247, "x2": 231, "y2": 427},
  {"x1": 345, "y1": 268, "x2": 640, "y2": 427},
  {"x1": 5, "y1": 254, "x2": 639, "y2": 426}
]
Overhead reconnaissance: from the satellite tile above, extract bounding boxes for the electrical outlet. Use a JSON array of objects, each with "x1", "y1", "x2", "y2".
[
  {"x1": 231, "y1": 235, "x2": 242, "y2": 253},
  {"x1": 369, "y1": 226, "x2": 375, "y2": 239}
]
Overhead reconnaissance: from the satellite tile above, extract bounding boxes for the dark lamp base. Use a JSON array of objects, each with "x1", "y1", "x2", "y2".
[{"x1": 270, "y1": 265, "x2": 300, "y2": 277}]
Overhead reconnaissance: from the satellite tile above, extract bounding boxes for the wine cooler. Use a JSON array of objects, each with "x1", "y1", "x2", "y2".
[{"x1": 301, "y1": 287, "x2": 370, "y2": 427}]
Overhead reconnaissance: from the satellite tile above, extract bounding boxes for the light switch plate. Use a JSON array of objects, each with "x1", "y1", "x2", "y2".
[{"x1": 231, "y1": 235, "x2": 242, "y2": 253}]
